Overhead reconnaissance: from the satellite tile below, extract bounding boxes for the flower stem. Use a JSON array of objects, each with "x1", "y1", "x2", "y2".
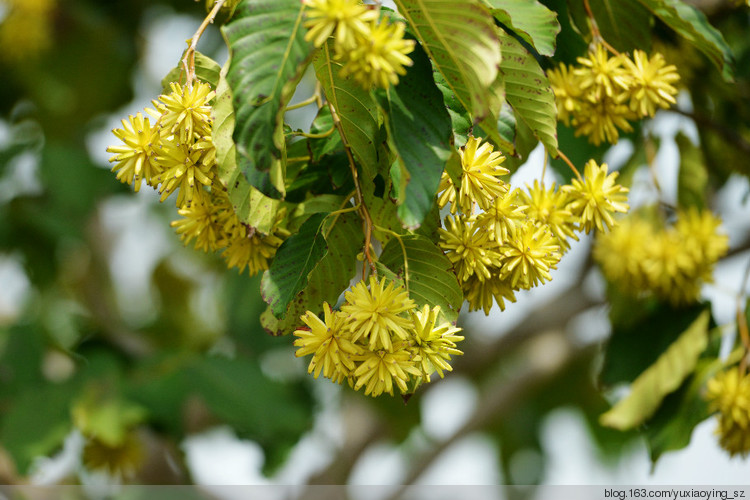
[{"x1": 556, "y1": 149, "x2": 584, "y2": 182}]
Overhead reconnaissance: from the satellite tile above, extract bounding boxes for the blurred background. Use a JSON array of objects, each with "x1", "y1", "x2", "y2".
[{"x1": 1, "y1": 0, "x2": 750, "y2": 496}]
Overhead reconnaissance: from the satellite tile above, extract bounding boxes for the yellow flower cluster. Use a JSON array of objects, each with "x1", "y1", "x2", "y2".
[
  {"x1": 0, "y1": 0, "x2": 56, "y2": 62},
  {"x1": 303, "y1": 0, "x2": 415, "y2": 89},
  {"x1": 293, "y1": 277, "x2": 464, "y2": 397},
  {"x1": 438, "y1": 137, "x2": 629, "y2": 314},
  {"x1": 548, "y1": 45, "x2": 680, "y2": 145},
  {"x1": 107, "y1": 81, "x2": 287, "y2": 275},
  {"x1": 706, "y1": 367, "x2": 750, "y2": 457},
  {"x1": 593, "y1": 207, "x2": 728, "y2": 305}
]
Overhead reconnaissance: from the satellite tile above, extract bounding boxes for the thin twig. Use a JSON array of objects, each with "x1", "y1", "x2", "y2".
[
  {"x1": 327, "y1": 102, "x2": 376, "y2": 277},
  {"x1": 183, "y1": 0, "x2": 227, "y2": 89},
  {"x1": 286, "y1": 94, "x2": 320, "y2": 111},
  {"x1": 583, "y1": 0, "x2": 620, "y2": 55}
]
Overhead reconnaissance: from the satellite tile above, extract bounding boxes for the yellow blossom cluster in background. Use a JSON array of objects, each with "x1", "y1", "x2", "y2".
[
  {"x1": 548, "y1": 45, "x2": 680, "y2": 145},
  {"x1": 0, "y1": 0, "x2": 56, "y2": 62},
  {"x1": 106, "y1": 81, "x2": 287, "y2": 276},
  {"x1": 302, "y1": 0, "x2": 415, "y2": 89},
  {"x1": 437, "y1": 136, "x2": 629, "y2": 314},
  {"x1": 293, "y1": 277, "x2": 464, "y2": 397},
  {"x1": 593, "y1": 207, "x2": 728, "y2": 305},
  {"x1": 706, "y1": 366, "x2": 750, "y2": 457}
]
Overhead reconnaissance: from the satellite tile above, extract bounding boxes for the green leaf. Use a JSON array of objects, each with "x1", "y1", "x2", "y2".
[
  {"x1": 481, "y1": 0, "x2": 560, "y2": 56},
  {"x1": 568, "y1": 0, "x2": 652, "y2": 53},
  {"x1": 675, "y1": 132, "x2": 708, "y2": 211},
  {"x1": 261, "y1": 213, "x2": 329, "y2": 318},
  {"x1": 313, "y1": 41, "x2": 380, "y2": 180},
  {"x1": 433, "y1": 69, "x2": 472, "y2": 147},
  {"x1": 600, "y1": 297, "x2": 705, "y2": 386},
  {"x1": 377, "y1": 235, "x2": 464, "y2": 323},
  {"x1": 394, "y1": 0, "x2": 502, "y2": 124},
  {"x1": 161, "y1": 50, "x2": 222, "y2": 91},
  {"x1": 261, "y1": 211, "x2": 364, "y2": 335},
  {"x1": 600, "y1": 309, "x2": 710, "y2": 430},
  {"x1": 635, "y1": 0, "x2": 734, "y2": 81},
  {"x1": 477, "y1": 75, "x2": 516, "y2": 155},
  {"x1": 213, "y1": 59, "x2": 282, "y2": 233},
  {"x1": 378, "y1": 42, "x2": 453, "y2": 229},
  {"x1": 644, "y1": 335, "x2": 729, "y2": 463},
  {"x1": 223, "y1": 0, "x2": 314, "y2": 198},
  {"x1": 498, "y1": 30, "x2": 558, "y2": 156},
  {"x1": 1, "y1": 383, "x2": 75, "y2": 474},
  {"x1": 188, "y1": 356, "x2": 312, "y2": 439}
]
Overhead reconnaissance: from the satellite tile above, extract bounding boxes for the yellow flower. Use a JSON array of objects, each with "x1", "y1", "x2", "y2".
[
  {"x1": 675, "y1": 208, "x2": 729, "y2": 278},
  {"x1": 642, "y1": 229, "x2": 702, "y2": 304},
  {"x1": 408, "y1": 305, "x2": 464, "y2": 380},
  {"x1": 574, "y1": 44, "x2": 630, "y2": 101},
  {"x1": 293, "y1": 302, "x2": 362, "y2": 381},
  {"x1": 170, "y1": 195, "x2": 226, "y2": 253},
  {"x1": 107, "y1": 112, "x2": 162, "y2": 192},
  {"x1": 302, "y1": 0, "x2": 377, "y2": 52},
  {"x1": 593, "y1": 215, "x2": 653, "y2": 290},
  {"x1": 563, "y1": 160, "x2": 629, "y2": 233},
  {"x1": 572, "y1": 99, "x2": 635, "y2": 145},
  {"x1": 706, "y1": 367, "x2": 750, "y2": 457},
  {"x1": 475, "y1": 187, "x2": 527, "y2": 244},
  {"x1": 222, "y1": 225, "x2": 287, "y2": 276},
  {"x1": 352, "y1": 344, "x2": 422, "y2": 396},
  {"x1": 462, "y1": 273, "x2": 517, "y2": 315},
  {"x1": 339, "y1": 19, "x2": 415, "y2": 89},
  {"x1": 457, "y1": 136, "x2": 509, "y2": 212},
  {"x1": 82, "y1": 432, "x2": 145, "y2": 478},
  {"x1": 500, "y1": 222, "x2": 561, "y2": 289},
  {"x1": 548, "y1": 63, "x2": 585, "y2": 125},
  {"x1": 436, "y1": 171, "x2": 459, "y2": 214},
  {"x1": 155, "y1": 138, "x2": 214, "y2": 208},
  {"x1": 341, "y1": 276, "x2": 416, "y2": 351},
  {"x1": 520, "y1": 180, "x2": 578, "y2": 251},
  {"x1": 622, "y1": 50, "x2": 680, "y2": 117},
  {"x1": 155, "y1": 82, "x2": 215, "y2": 141},
  {"x1": 439, "y1": 215, "x2": 503, "y2": 283}
]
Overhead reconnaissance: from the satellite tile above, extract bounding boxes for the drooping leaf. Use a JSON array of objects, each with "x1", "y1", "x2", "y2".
[
  {"x1": 377, "y1": 234, "x2": 464, "y2": 323},
  {"x1": 497, "y1": 30, "x2": 558, "y2": 156},
  {"x1": 675, "y1": 131, "x2": 708, "y2": 211},
  {"x1": 213, "y1": 61, "x2": 281, "y2": 233},
  {"x1": 644, "y1": 334, "x2": 731, "y2": 463},
  {"x1": 261, "y1": 211, "x2": 364, "y2": 335},
  {"x1": 482, "y1": 0, "x2": 560, "y2": 56},
  {"x1": 394, "y1": 0, "x2": 502, "y2": 124},
  {"x1": 161, "y1": 50, "x2": 222, "y2": 91},
  {"x1": 600, "y1": 309, "x2": 710, "y2": 430},
  {"x1": 261, "y1": 213, "x2": 329, "y2": 318},
  {"x1": 636, "y1": 0, "x2": 734, "y2": 81},
  {"x1": 223, "y1": 0, "x2": 314, "y2": 198},
  {"x1": 377, "y1": 41, "x2": 453, "y2": 229},
  {"x1": 568, "y1": 0, "x2": 652, "y2": 53},
  {"x1": 313, "y1": 41, "x2": 380, "y2": 180}
]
